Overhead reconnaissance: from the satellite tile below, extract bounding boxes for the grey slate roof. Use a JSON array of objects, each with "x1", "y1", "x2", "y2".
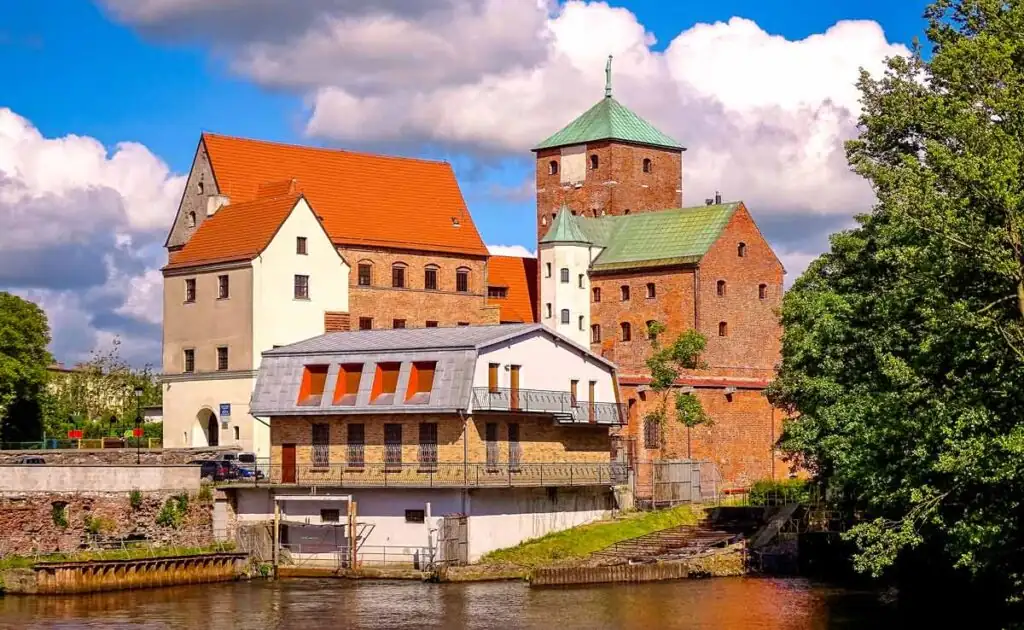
[{"x1": 251, "y1": 324, "x2": 616, "y2": 417}]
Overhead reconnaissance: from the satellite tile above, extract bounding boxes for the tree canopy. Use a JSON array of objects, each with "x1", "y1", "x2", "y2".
[
  {"x1": 0, "y1": 292, "x2": 52, "y2": 442},
  {"x1": 644, "y1": 322, "x2": 710, "y2": 455},
  {"x1": 770, "y1": 0, "x2": 1024, "y2": 602}
]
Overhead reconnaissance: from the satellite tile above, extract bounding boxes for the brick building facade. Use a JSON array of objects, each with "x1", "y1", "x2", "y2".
[{"x1": 532, "y1": 61, "x2": 789, "y2": 486}]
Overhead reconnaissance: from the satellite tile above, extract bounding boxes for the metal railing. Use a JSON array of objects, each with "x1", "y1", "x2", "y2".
[
  {"x1": 471, "y1": 388, "x2": 626, "y2": 425},
  {"x1": 1, "y1": 438, "x2": 163, "y2": 451},
  {"x1": 227, "y1": 461, "x2": 627, "y2": 488}
]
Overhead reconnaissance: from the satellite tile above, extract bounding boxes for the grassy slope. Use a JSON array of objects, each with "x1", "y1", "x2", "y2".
[
  {"x1": 0, "y1": 544, "x2": 234, "y2": 572},
  {"x1": 480, "y1": 505, "x2": 700, "y2": 568}
]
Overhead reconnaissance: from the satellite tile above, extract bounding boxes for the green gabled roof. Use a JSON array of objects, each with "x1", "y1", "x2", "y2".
[
  {"x1": 533, "y1": 96, "x2": 685, "y2": 152},
  {"x1": 540, "y1": 205, "x2": 591, "y2": 244},
  {"x1": 578, "y1": 203, "x2": 741, "y2": 272}
]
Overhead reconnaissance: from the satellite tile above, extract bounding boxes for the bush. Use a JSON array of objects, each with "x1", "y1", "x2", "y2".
[
  {"x1": 197, "y1": 484, "x2": 213, "y2": 503},
  {"x1": 84, "y1": 515, "x2": 115, "y2": 536},
  {"x1": 174, "y1": 493, "x2": 189, "y2": 513},
  {"x1": 747, "y1": 478, "x2": 812, "y2": 506},
  {"x1": 156, "y1": 496, "x2": 188, "y2": 529},
  {"x1": 129, "y1": 490, "x2": 143, "y2": 511},
  {"x1": 51, "y1": 503, "x2": 68, "y2": 529}
]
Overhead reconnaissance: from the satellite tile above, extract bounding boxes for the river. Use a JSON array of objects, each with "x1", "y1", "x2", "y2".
[{"x1": 0, "y1": 577, "x2": 897, "y2": 629}]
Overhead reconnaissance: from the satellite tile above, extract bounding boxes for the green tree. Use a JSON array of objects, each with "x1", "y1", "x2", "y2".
[
  {"x1": 0, "y1": 292, "x2": 52, "y2": 443},
  {"x1": 769, "y1": 0, "x2": 1024, "y2": 603},
  {"x1": 643, "y1": 322, "x2": 711, "y2": 457}
]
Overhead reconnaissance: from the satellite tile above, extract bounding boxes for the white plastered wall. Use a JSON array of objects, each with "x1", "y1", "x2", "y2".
[
  {"x1": 538, "y1": 241, "x2": 596, "y2": 349},
  {"x1": 560, "y1": 145, "x2": 586, "y2": 185},
  {"x1": 161, "y1": 375, "x2": 260, "y2": 454}
]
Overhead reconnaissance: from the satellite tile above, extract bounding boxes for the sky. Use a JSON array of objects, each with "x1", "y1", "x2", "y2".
[{"x1": 0, "y1": 0, "x2": 932, "y2": 368}]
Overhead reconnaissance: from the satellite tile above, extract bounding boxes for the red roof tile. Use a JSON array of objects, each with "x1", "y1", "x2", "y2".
[
  {"x1": 487, "y1": 256, "x2": 538, "y2": 323},
  {"x1": 165, "y1": 195, "x2": 301, "y2": 270},
  {"x1": 202, "y1": 133, "x2": 488, "y2": 257}
]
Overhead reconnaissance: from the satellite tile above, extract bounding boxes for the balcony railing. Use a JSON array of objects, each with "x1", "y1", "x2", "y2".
[
  {"x1": 471, "y1": 388, "x2": 626, "y2": 425},
  {"x1": 225, "y1": 461, "x2": 628, "y2": 489}
]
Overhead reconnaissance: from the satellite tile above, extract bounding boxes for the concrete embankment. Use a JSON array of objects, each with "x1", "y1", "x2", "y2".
[
  {"x1": 2, "y1": 553, "x2": 249, "y2": 595},
  {"x1": 529, "y1": 543, "x2": 746, "y2": 587}
]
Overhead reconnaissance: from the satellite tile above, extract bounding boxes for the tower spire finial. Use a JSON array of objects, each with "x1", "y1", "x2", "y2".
[{"x1": 605, "y1": 54, "x2": 613, "y2": 98}]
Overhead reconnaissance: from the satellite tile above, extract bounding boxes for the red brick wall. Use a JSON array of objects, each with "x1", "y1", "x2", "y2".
[
  {"x1": 534, "y1": 142, "x2": 683, "y2": 241},
  {"x1": 338, "y1": 246, "x2": 500, "y2": 328},
  {"x1": 696, "y1": 205, "x2": 784, "y2": 378},
  {"x1": 324, "y1": 311, "x2": 350, "y2": 332}
]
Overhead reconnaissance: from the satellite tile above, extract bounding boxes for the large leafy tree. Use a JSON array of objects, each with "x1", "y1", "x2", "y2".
[
  {"x1": 774, "y1": 0, "x2": 1024, "y2": 602},
  {"x1": 770, "y1": 0, "x2": 1024, "y2": 601},
  {"x1": 0, "y1": 292, "x2": 52, "y2": 442}
]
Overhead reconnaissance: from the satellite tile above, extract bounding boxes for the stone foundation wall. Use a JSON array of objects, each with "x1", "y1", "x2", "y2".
[
  {"x1": 0, "y1": 447, "x2": 240, "y2": 466},
  {"x1": 0, "y1": 490, "x2": 214, "y2": 556}
]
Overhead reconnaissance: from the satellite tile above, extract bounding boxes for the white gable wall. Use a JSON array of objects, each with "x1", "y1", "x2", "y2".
[
  {"x1": 538, "y1": 242, "x2": 592, "y2": 347},
  {"x1": 473, "y1": 329, "x2": 616, "y2": 403}
]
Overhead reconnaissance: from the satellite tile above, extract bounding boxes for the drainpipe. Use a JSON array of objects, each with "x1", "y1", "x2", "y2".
[
  {"x1": 459, "y1": 409, "x2": 469, "y2": 513},
  {"x1": 425, "y1": 502, "x2": 433, "y2": 564}
]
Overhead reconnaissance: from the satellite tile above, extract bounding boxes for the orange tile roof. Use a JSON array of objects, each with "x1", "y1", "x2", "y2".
[
  {"x1": 487, "y1": 255, "x2": 538, "y2": 323},
  {"x1": 165, "y1": 194, "x2": 301, "y2": 270},
  {"x1": 202, "y1": 133, "x2": 488, "y2": 257}
]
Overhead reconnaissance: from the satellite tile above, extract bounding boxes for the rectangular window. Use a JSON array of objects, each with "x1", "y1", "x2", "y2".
[
  {"x1": 592, "y1": 287, "x2": 601, "y2": 303},
  {"x1": 296, "y1": 236, "x2": 308, "y2": 255},
  {"x1": 560, "y1": 268, "x2": 570, "y2": 283},
  {"x1": 371, "y1": 362, "x2": 401, "y2": 404},
  {"x1": 487, "y1": 287, "x2": 508, "y2": 298},
  {"x1": 311, "y1": 423, "x2": 330, "y2": 468},
  {"x1": 508, "y1": 423, "x2": 521, "y2": 472},
  {"x1": 298, "y1": 364, "x2": 329, "y2": 406},
  {"x1": 457, "y1": 322, "x2": 469, "y2": 327},
  {"x1": 294, "y1": 274, "x2": 309, "y2": 299},
  {"x1": 384, "y1": 423, "x2": 402, "y2": 470},
  {"x1": 359, "y1": 317, "x2": 373, "y2": 330},
  {"x1": 425, "y1": 267, "x2": 438, "y2": 290},
  {"x1": 405, "y1": 509, "x2": 425, "y2": 523},
  {"x1": 217, "y1": 347, "x2": 228, "y2": 371},
  {"x1": 646, "y1": 283, "x2": 656, "y2": 299},
  {"x1": 419, "y1": 423, "x2": 438, "y2": 470},
  {"x1": 545, "y1": 303, "x2": 552, "y2": 319},
  {"x1": 426, "y1": 320, "x2": 438, "y2": 328},
  {"x1": 591, "y1": 325, "x2": 601, "y2": 343},
  {"x1": 644, "y1": 419, "x2": 660, "y2": 449},
  {"x1": 393, "y1": 319, "x2": 406, "y2": 329},
  {"x1": 321, "y1": 509, "x2": 340, "y2": 523},
  {"x1": 621, "y1": 285, "x2": 630, "y2": 301},
  {"x1": 217, "y1": 274, "x2": 229, "y2": 299},
  {"x1": 578, "y1": 274, "x2": 585, "y2": 288},
  {"x1": 233, "y1": 426, "x2": 240, "y2": 441},
  {"x1": 407, "y1": 361, "x2": 436, "y2": 404},
  {"x1": 560, "y1": 309, "x2": 570, "y2": 324},
  {"x1": 183, "y1": 349, "x2": 195, "y2": 373},
  {"x1": 334, "y1": 363, "x2": 363, "y2": 406},
  {"x1": 392, "y1": 265, "x2": 405, "y2": 288},
  {"x1": 578, "y1": 315, "x2": 585, "y2": 331},
  {"x1": 347, "y1": 423, "x2": 365, "y2": 468},
  {"x1": 545, "y1": 262, "x2": 552, "y2": 278},
  {"x1": 358, "y1": 264, "x2": 372, "y2": 286},
  {"x1": 485, "y1": 422, "x2": 499, "y2": 472},
  {"x1": 185, "y1": 278, "x2": 196, "y2": 303},
  {"x1": 759, "y1": 284, "x2": 768, "y2": 300},
  {"x1": 456, "y1": 269, "x2": 469, "y2": 293}
]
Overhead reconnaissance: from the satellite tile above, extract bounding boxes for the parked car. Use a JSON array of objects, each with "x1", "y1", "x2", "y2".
[
  {"x1": 188, "y1": 459, "x2": 230, "y2": 482},
  {"x1": 221, "y1": 452, "x2": 263, "y2": 479},
  {"x1": 15, "y1": 456, "x2": 45, "y2": 465}
]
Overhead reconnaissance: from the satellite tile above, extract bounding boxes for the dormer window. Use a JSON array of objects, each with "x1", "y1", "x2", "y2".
[
  {"x1": 333, "y1": 364, "x2": 363, "y2": 406},
  {"x1": 590, "y1": 154, "x2": 599, "y2": 170},
  {"x1": 371, "y1": 362, "x2": 401, "y2": 405},
  {"x1": 297, "y1": 365, "x2": 329, "y2": 406},
  {"x1": 549, "y1": 160, "x2": 559, "y2": 175},
  {"x1": 406, "y1": 361, "x2": 436, "y2": 405}
]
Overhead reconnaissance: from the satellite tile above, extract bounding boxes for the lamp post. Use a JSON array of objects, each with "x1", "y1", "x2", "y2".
[{"x1": 133, "y1": 385, "x2": 144, "y2": 465}]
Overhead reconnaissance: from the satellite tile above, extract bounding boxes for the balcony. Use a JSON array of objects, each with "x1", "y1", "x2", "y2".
[
  {"x1": 471, "y1": 388, "x2": 626, "y2": 425},
  {"x1": 223, "y1": 462, "x2": 628, "y2": 489}
]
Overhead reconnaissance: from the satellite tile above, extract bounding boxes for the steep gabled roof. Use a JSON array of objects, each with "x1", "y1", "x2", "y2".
[
  {"x1": 201, "y1": 133, "x2": 489, "y2": 257},
  {"x1": 540, "y1": 205, "x2": 590, "y2": 244},
  {"x1": 164, "y1": 194, "x2": 303, "y2": 270},
  {"x1": 487, "y1": 255, "x2": 538, "y2": 323},
  {"x1": 533, "y1": 96, "x2": 684, "y2": 152}
]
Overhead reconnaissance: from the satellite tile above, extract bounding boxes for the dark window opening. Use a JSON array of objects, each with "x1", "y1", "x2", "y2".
[
  {"x1": 508, "y1": 422, "x2": 521, "y2": 472},
  {"x1": 185, "y1": 278, "x2": 196, "y2": 303},
  {"x1": 296, "y1": 237, "x2": 307, "y2": 255},
  {"x1": 620, "y1": 322, "x2": 632, "y2": 342},
  {"x1": 358, "y1": 317, "x2": 373, "y2": 330},
  {"x1": 384, "y1": 423, "x2": 402, "y2": 470},
  {"x1": 358, "y1": 263, "x2": 372, "y2": 287},
  {"x1": 347, "y1": 423, "x2": 365, "y2": 468},
  {"x1": 405, "y1": 509, "x2": 425, "y2": 523},
  {"x1": 426, "y1": 321, "x2": 438, "y2": 327},
  {"x1": 419, "y1": 422, "x2": 438, "y2": 470},
  {"x1": 393, "y1": 319, "x2": 406, "y2": 329},
  {"x1": 392, "y1": 264, "x2": 406, "y2": 288},
  {"x1": 456, "y1": 268, "x2": 470, "y2": 293},
  {"x1": 592, "y1": 287, "x2": 601, "y2": 302},
  {"x1": 621, "y1": 285, "x2": 630, "y2": 301},
  {"x1": 183, "y1": 349, "x2": 195, "y2": 373},
  {"x1": 548, "y1": 160, "x2": 558, "y2": 175},
  {"x1": 642, "y1": 158, "x2": 652, "y2": 173},
  {"x1": 424, "y1": 266, "x2": 438, "y2": 290},
  {"x1": 644, "y1": 419, "x2": 660, "y2": 449},
  {"x1": 311, "y1": 423, "x2": 329, "y2": 468},
  {"x1": 321, "y1": 509, "x2": 340, "y2": 523},
  {"x1": 738, "y1": 242, "x2": 747, "y2": 257},
  {"x1": 759, "y1": 284, "x2": 768, "y2": 300},
  {"x1": 591, "y1": 325, "x2": 601, "y2": 343},
  {"x1": 561, "y1": 309, "x2": 570, "y2": 324},
  {"x1": 590, "y1": 154, "x2": 599, "y2": 170},
  {"x1": 218, "y1": 274, "x2": 229, "y2": 299},
  {"x1": 719, "y1": 321, "x2": 729, "y2": 337},
  {"x1": 294, "y1": 274, "x2": 309, "y2": 299},
  {"x1": 485, "y1": 422, "x2": 499, "y2": 472},
  {"x1": 488, "y1": 286, "x2": 508, "y2": 298},
  {"x1": 217, "y1": 347, "x2": 228, "y2": 371},
  {"x1": 560, "y1": 268, "x2": 569, "y2": 283},
  {"x1": 646, "y1": 283, "x2": 655, "y2": 299},
  {"x1": 717, "y1": 280, "x2": 727, "y2": 297}
]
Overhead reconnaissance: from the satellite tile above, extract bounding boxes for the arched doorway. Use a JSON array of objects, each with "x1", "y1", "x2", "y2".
[{"x1": 197, "y1": 408, "x2": 219, "y2": 447}]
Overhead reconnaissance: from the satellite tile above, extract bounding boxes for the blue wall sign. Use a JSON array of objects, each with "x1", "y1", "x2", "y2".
[{"x1": 220, "y1": 403, "x2": 231, "y2": 418}]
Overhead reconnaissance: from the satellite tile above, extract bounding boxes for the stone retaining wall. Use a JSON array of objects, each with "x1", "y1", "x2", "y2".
[
  {"x1": 529, "y1": 544, "x2": 746, "y2": 586},
  {"x1": 0, "y1": 466, "x2": 200, "y2": 493}
]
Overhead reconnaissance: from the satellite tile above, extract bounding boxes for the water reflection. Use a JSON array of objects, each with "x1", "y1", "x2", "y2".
[{"x1": 0, "y1": 577, "x2": 895, "y2": 629}]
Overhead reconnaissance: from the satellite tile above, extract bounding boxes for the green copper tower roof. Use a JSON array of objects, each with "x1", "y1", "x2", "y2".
[
  {"x1": 533, "y1": 55, "x2": 685, "y2": 152},
  {"x1": 540, "y1": 205, "x2": 590, "y2": 244}
]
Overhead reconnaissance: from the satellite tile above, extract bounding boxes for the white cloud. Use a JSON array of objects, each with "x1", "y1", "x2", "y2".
[
  {"x1": 488, "y1": 244, "x2": 537, "y2": 258},
  {"x1": 0, "y1": 108, "x2": 182, "y2": 367}
]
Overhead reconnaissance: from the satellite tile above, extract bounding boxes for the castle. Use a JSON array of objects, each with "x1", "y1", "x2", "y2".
[{"x1": 160, "y1": 58, "x2": 785, "y2": 485}]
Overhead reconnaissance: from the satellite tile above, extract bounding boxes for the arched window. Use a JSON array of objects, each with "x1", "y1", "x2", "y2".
[
  {"x1": 357, "y1": 261, "x2": 373, "y2": 287},
  {"x1": 646, "y1": 283, "x2": 656, "y2": 299},
  {"x1": 590, "y1": 154, "x2": 599, "y2": 170},
  {"x1": 548, "y1": 160, "x2": 559, "y2": 175},
  {"x1": 759, "y1": 284, "x2": 768, "y2": 300},
  {"x1": 186, "y1": 211, "x2": 196, "y2": 228},
  {"x1": 424, "y1": 264, "x2": 439, "y2": 291},
  {"x1": 642, "y1": 158, "x2": 652, "y2": 173},
  {"x1": 620, "y1": 322, "x2": 632, "y2": 341},
  {"x1": 561, "y1": 309, "x2": 570, "y2": 324},
  {"x1": 591, "y1": 324, "x2": 601, "y2": 343},
  {"x1": 456, "y1": 267, "x2": 470, "y2": 293},
  {"x1": 719, "y1": 321, "x2": 728, "y2": 337},
  {"x1": 391, "y1": 263, "x2": 407, "y2": 288},
  {"x1": 560, "y1": 268, "x2": 570, "y2": 283},
  {"x1": 717, "y1": 280, "x2": 726, "y2": 297},
  {"x1": 621, "y1": 285, "x2": 630, "y2": 301},
  {"x1": 197, "y1": 181, "x2": 204, "y2": 195},
  {"x1": 592, "y1": 287, "x2": 601, "y2": 303},
  {"x1": 738, "y1": 242, "x2": 747, "y2": 258}
]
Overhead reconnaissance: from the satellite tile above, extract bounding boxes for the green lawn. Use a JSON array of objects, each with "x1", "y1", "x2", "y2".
[
  {"x1": 480, "y1": 505, "x2": 701, "y2": 568},
  {"x1": 0, "y1": 543, "x2": 235, "y2": 573}
]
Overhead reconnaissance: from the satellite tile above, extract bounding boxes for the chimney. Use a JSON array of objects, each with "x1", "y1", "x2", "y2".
[
  {"x1": 714, "y1": 190, "x2": 722, "y2": 205},
  {"x1": 207, "y1": 194, "x2": 231, "y2": 217}
]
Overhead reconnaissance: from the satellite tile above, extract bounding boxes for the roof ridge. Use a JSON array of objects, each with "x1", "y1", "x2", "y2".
[{"x1": 201, "y1": 132, "x2": 451, "y2": 167}]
